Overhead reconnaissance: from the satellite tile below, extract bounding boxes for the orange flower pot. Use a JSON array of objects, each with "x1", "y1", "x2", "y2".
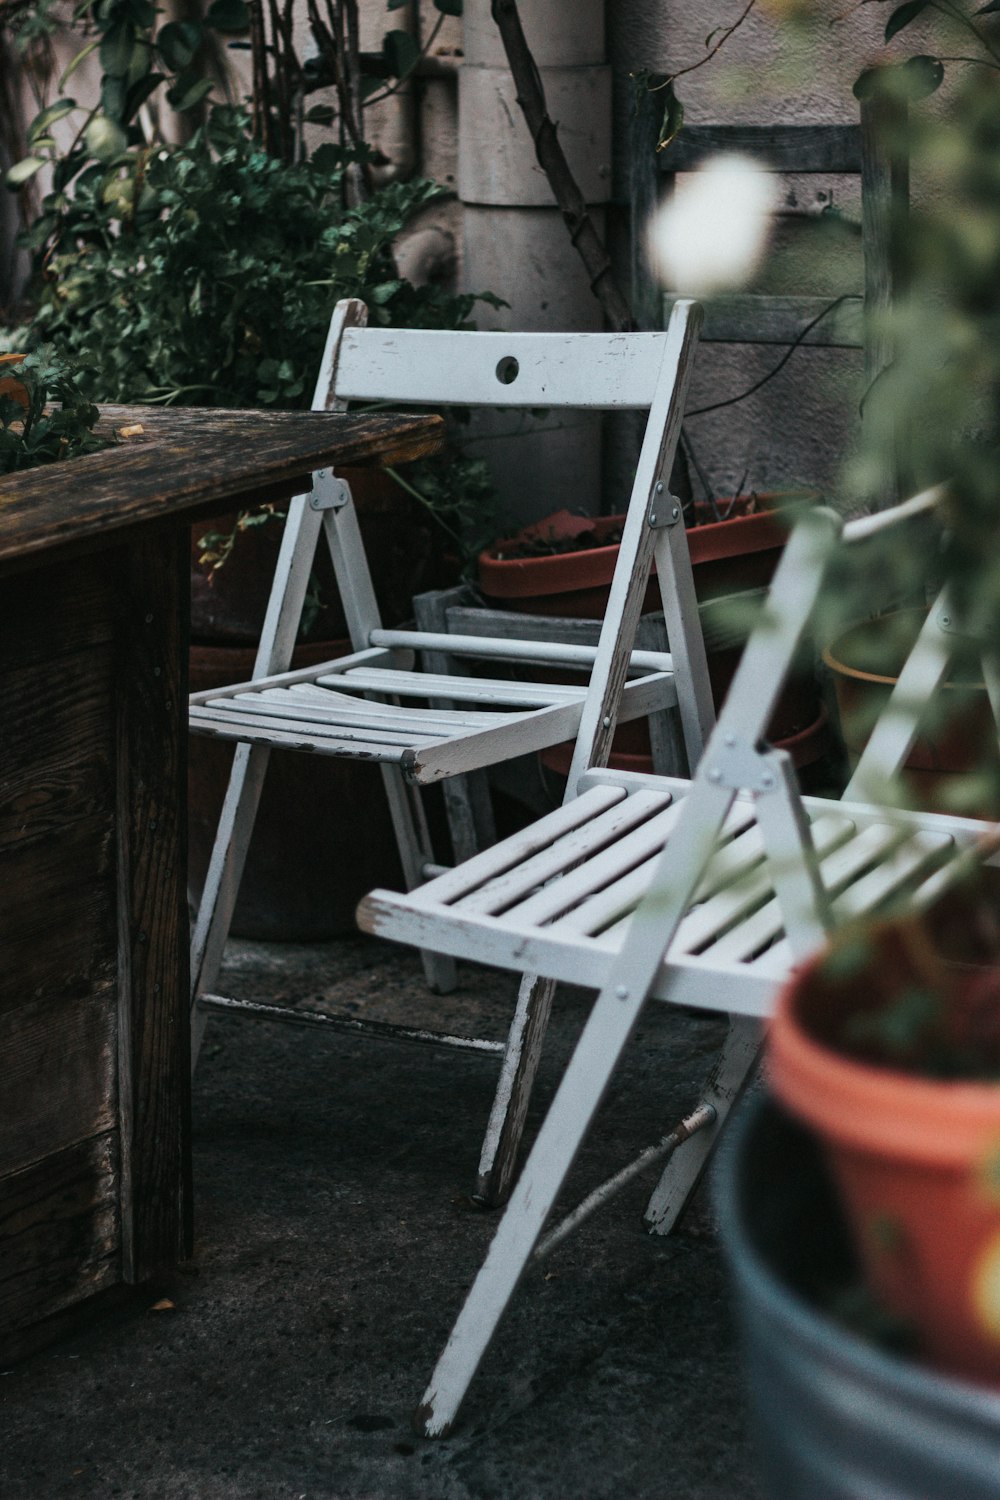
[
  {"x1": 0, "y1": 353, "x2": 29, "y2": 411},
  {"x1": 768, "y1": 942, "x2": 1000, "y2": 1387}
]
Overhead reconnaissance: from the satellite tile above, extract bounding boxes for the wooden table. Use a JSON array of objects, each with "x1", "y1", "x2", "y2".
[{"x1": 0, "y1": 405, "x2": 442, "y2": 1362}]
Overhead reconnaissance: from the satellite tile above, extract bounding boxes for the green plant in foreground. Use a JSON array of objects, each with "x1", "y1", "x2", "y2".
[{"x1": 0, "y1": 349, "x2": 114, "y2": 475}]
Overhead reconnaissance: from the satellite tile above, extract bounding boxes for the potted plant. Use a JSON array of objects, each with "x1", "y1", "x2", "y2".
[{"x1": 767, "y1": 884, "x2": 1000, "y2": 1387}]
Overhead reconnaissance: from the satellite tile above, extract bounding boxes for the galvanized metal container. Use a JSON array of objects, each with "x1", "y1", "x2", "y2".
[{"x1": 716, "y1": 1098, "x2": 1000, "y2": 1500}]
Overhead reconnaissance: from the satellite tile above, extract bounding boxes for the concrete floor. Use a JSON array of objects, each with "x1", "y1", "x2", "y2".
[{"x1": 1, "y1": 934, "x2": 763, "y2": 1499}]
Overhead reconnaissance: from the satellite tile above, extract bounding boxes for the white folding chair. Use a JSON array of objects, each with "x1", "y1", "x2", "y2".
[
  {"x1": 358, "y1": 484, "x2": 1000, "y2": 1436},
  {"x1": 188, "y1": 296, "x2": 715, "y2": 1204}
]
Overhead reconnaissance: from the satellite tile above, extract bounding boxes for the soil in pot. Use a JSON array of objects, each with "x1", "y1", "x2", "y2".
[
  {"x1": 768, "y1": 902, "x2": 1000, "y2": 1387},
  {"x1": 824, "y1": 607, "x2": 1000, "y2": 815},
  {"x1": 188, "y1": 638, "x2": 406, "y2": 941}
]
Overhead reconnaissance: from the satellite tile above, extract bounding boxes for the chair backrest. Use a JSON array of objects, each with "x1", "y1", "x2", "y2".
[{"x1": 315, "y1": 297, "x2": 716, "y2": 777}]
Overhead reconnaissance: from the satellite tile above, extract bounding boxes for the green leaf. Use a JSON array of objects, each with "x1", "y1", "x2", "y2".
[
  {"x1": 124, "y1": 71, "x2": 166, "y2": 123},
  {"x1": 167, "y1": 75, "x2": 214, "y2": 112},
  {"x1": 655, "y1": 80, "x2": 684, "y2": 154},
  {"x1": 885, "y1": 0, "x2": 930, "y2": 41},
  {"x1": 101, "y1": 74, "x2": 127, "y2": 120},
  {"x1": 433, "y1": 0, "x2": 462, "y2": 14},
  {"x1": 899, "y1": 53, "x2": 944, "y2": 98},
  {"x1": 5, "y1": 156, "x2": 46, "y2": 188},
  {"x1": 206, "y1": 0, "x2": 250, "y2": 33},
  {"x1": 976, "y1": 0, "x2": 1000, "y2": 12},
  {"x1": 382, "y1": 28, "x2": 419, "y2": 78},
  {"x1": 128, "y1": 0, "x2": 158, "y2": 28},
  {"x1": 386, "y1": 0, "x2": 409, "y2": 7},
  {"x1": 854, "y1": 55, "x2": 943, "y2": 101},
  {"x1": 100, "y1": 24, "x2": 139, "y2": 78},
  {"x1": 84, "y1": 116, "x2": 128, "y2": 161},
  {"x1": 305, "y1": 104, "x2": 335, "y2": 126},
  {"x1": 28, "y1": 99, "x2": 77, "y2": 141},
  {"x1": 157, "y1": 21, "x2": 202, "y2": 72}
]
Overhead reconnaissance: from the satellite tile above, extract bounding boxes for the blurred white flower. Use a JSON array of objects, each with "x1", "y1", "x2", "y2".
[{"x1": 649, "y1": 153, "x2": 779, "y2": 296}]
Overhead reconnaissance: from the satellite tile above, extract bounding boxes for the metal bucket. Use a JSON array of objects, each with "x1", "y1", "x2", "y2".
[{"x1": 716, "y1": 1098, "x2": 1000, "y2": 1500}]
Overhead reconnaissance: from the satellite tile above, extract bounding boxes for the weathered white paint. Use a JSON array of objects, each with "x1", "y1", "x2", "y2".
[{"x1": 357, "y1": 486, "x2": 1000, "y2": 1438}]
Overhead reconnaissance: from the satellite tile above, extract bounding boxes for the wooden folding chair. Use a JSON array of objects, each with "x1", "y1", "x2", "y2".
[
  {"x1": 189, "y1": 296, "x2": 715, "y2": 1203},
  {"x1": 358, "y1": 484, "x2": 1000, "y2": 1436}
]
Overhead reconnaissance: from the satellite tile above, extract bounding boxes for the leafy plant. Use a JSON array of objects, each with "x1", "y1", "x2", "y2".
[{"x1": 0, "y1": 348, "x2": 115, "y2": 474}]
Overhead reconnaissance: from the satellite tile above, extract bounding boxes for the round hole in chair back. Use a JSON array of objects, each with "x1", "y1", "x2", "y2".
[{"x1": 495, "y1": 356, "x2": 519, "y2": 385}]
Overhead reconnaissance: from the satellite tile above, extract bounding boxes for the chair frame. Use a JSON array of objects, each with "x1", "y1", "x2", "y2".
[
  {"x1": 189, "y1": 297, "x2": 715, "y2": 1206},
  {"x1": 358, "y1": 484, "x2": 1000, "y2": 1436}
]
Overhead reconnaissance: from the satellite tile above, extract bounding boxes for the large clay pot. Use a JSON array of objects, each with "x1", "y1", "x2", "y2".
[
  {"x1": 188, "y1": 639, "x2": 404, "y2": 940},
  {"x1": 768, "y1": 932, "x2": 1000, "y2": 1388},
  {"x1": 823, "y1": 607, "x2": 1000, "y2": 815}
]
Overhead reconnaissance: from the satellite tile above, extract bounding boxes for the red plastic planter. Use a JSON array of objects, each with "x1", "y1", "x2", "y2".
[
  {"x1": 477, "y1": 494, "x2": 812, "y2": 617},
  {"x1": 768, "y1": 948, "x2": 1000, "y2": 1387}
]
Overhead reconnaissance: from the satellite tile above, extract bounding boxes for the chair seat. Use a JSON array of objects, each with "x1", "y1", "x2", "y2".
[
  {"x1": 358, "y1": 774, "x2": 971, "y2": 1017},
  {"x1": 189, "y1": 663, "x2": 676, "y2": 782}
]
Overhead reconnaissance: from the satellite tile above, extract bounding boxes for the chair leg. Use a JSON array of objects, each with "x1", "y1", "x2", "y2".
[
  {"x1": 415, "y1": 974, "x2": 647, "y2": 1438},
  {"x1": 189, "y1": 741, "x2": 272, "y2": 1066},
  {"x1": 378, "y1": 763, "x2": 457, "y2": 995},
  {"x1": 642, "y1": 1015, "x2": 761, "y2": 1236},
  {"x1": 474, "y1": 974, "x2": 556, "y2": 1207}
]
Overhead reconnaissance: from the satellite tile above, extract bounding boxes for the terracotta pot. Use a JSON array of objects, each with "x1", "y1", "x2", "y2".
[
  {"x1": 477, "y1": 492, "x2": 817, "y2": 617},
  {"x1": 188, "y1": 638, "x2": 404, "y2": 940},
  {"x1": 191, "y1": 467, "x2": 451, "y2": 644},
  {"x1": 823, "y1": 608, "x2": 1000, "y2": 815},
  {"x1": 768, "y1": 942, "x2": 1000, "y2": 1387},
  {"x1": 0, "y1": 353, "x2": 29, "y2": 410}
]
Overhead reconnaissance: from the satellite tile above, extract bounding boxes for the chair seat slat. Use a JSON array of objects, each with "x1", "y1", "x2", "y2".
[
  {"x1": 235, "y1": 687, "x2": 510, "y2": 735},
  {"x1": 281, "y1": 683, "x2": 510, "y2": 729},
  {"x1": 189, "y1": 709, "x2": 408, "y2": 762},
  {"x1": 460, "y1": 790, "x2": 674, "y2": 918},
  {"x1": 404, "y1": 785, "x2": 629, "y2": 908},
  {"x1": 754, "y1": 828, "x2": 957, "y2": 976},
  {"x1": 195, "y1": 700, "x2": 438, "y2": 747},
  {"x1": 329, "y1": 668, "x2": 587, "y2": 707},
  {"x1": 700, "y1": 821, "x2": 909, "y2": 967},
  {"x1": 534, "y1": 805, "x2": 755, "y2": 939}
]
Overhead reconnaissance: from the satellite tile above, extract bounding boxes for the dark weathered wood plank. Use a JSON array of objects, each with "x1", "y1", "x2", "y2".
[
  {"x1": 0, "y1": 1131, "x2": 120, "y2": 1350},
  {"x1": 0, "y1": 816, "x2": 116, "y2": 1016},
  {"x1": 115, "y1": 525, "x2": 191, "y2": 1280},
  {"x1": 0, "y1": 408, "x2": 443, "y2": 568},
  {"x1": 0, "y1": 989, "x2": 116, "y2": 1178},
  {"x1": 0, "y1": 555, "x2": 117, "y2": 1017},
  {"x1": 663, "y1": 292, "x2": 863, "y2": 347},
  {"x1": 0, "y1": 649, "x2": 114, "y2": 858},
  {"x1": 657, "y1": 123, "x2": 861, "y2": 174}
]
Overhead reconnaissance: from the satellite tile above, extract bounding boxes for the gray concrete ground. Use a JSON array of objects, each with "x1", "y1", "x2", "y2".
[{"x1": 1, "y1": 935, "x2": 762, "y2": 1499}]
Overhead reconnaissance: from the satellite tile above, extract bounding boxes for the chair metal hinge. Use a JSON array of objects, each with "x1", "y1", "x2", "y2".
[
  {"x1": 309, "y1": 472, "x2": 351, "y2": 510},
  {"x1": 648, "y1": 482, "x2": 682, "y2": 529},
  {"x1": 704, "y1": 735, "x2": 786, "y2": 794}
]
